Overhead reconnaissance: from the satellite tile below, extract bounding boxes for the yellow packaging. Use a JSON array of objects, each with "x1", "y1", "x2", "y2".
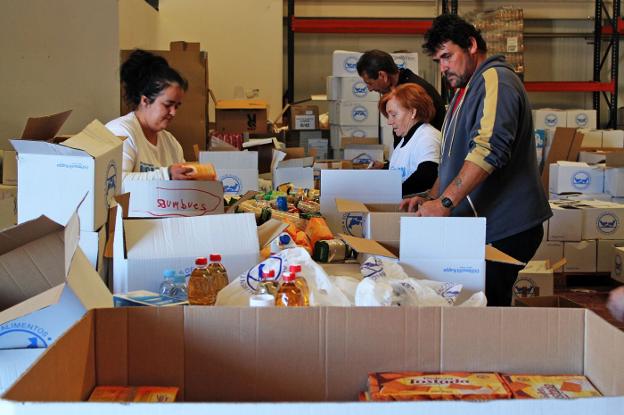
[
  {"x1": 502, "y1": 374, "x2": 602, "y2": 399},
  {"x1": 367, "y1": 372, "x2": 511, "y2": 401},
  {"x1": 88, "y1": 386, "x2": 178, "y2": 402}
]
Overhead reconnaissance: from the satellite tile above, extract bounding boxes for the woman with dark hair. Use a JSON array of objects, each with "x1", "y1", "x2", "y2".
[
  {"x1": 379, "y1": 83, "x2": 440, "y2": 196},
  {"x1": 106, "y1": 49, "x2": 193, "y2": 181}
]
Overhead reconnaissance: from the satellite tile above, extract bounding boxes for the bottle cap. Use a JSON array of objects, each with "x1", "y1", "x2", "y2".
[
  {"x1": 279, "y1": 234, "x2": 292, "y2": 245},
  {"x1": 163, "y1": 269, "x2": 176, "y2": 279},
  {"x1": 173, "y1": 273, "x2": 186, "y2": 283},
  {"x1": 289, "y1": 264, "x2": 302, "y2": 273},
  {"x1": 195, "y1": 257, "x2": 208, "y2": 266},
  {"x1": 209, "y1": 254, "x2": 222, "y2": 262},
  {"x1": 282, "y1": 271, "x2": 295, "y2": 282},
  {"x1": 261, "y1": 269, "x2": 275, "y2": 280}
]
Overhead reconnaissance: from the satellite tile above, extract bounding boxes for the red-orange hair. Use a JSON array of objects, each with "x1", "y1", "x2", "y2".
[{"x1": 379, "y1": 83, "x2": 435, "y2": 123}]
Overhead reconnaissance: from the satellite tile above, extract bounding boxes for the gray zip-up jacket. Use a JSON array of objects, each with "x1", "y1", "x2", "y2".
[{"x1": 439, "y1": 55, "x2": 552, "y2": 243}]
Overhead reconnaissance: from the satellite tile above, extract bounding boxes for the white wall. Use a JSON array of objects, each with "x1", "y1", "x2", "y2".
[
  {"x1": 119, "y1": 0, "x2": 283, "y2": 121},
  {"x1": 0, "y1": 0, "x2": 119, "y2": 144}
]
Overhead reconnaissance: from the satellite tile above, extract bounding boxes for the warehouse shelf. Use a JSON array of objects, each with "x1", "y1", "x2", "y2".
[
  {"x1": 524, "y1": 81, "x2": 615, "y2": 93},
  {"x1": 290, "y1": 17, "x2": 433, "y2": 35}
]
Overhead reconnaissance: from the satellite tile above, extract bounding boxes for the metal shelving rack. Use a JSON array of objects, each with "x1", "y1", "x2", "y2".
[{"x1": 286, "y1": 0, "x2": 620, "y2": 127}]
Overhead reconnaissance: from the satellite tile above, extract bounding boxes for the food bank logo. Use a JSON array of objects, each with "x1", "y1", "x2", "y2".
[
  {"x1": 241, "y1": 255, "x2": 284, "y2": 293},
  {"x1": 344, "y1": 56, "x2": 358, "y2": 73},
  {"x1": 575, "y1": 113, "x2": 588, "y2": 127},
  {"x1": 352, "y1": 106, "x2": 369, "y2": 122},
  {"x1": 597, "y1": 212, "x2": 619, "y2": 234},
  {"x1": 545, "y1": 113, "x2": 559, "y2": 128},
  {"x1": 105, "y1": 160, "x2": 117, "y2": 208},
  {"x1": 352, "y1": 81, "x2": 369, "y2": 98},
  {"x1": 513, "y1": 277, "x2": 538, "y2": 298},
  {"x1": 571, "y1": 171, "x2": 591, "y2": 190},
  {"x1": 221, "y1": 174, "x2": 241, "y2": 195},
  {"x1": 342, "y1": 212, "x2": 363, "y2": 236},
  {"x1": 393, "y1": 57, "x2": 406, "y2": 69}
]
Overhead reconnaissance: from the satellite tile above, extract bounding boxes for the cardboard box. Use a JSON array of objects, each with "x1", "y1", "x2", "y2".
[
  {"x1": 335, "y1": 199, "x2": 418, "y2": 254},
  {"x1": 320, "y1": 170, "x2": 401, "y2": 236},
  {"x1": 7, "y1": 306, "x2": 624, "y2": 412},
  {"x1": 199, "y1": 151, "x2": 258, "y2": 196},
  {"x1": 602, "y1": 130, "x2": 624, "y2": 148},
  {"x1": 242, "y1": 137, "x2": 283, "y2": 174},
  {"x1": 121, "y1": 44, "x2": 209, "y2": 161},
  {"x1": 0, "y1": 212, "x2": 112, "y2": 350},
  {"x1": 547, "y1": 203, "x2": 583, "y2": 241},
  {"x1": 272, "y1": 155, "x2": 314, "y2": 190},
  {"x1": 304, "y1": 138, "x2": 329, "y2": 160},
  {"x1": 612, "y1": 246, "x2": 624, "y2": 282},
  {"x1": 532, "y1": 240, "x2": 564, "y2": 264},
  {"x1": 0, "y1": 349, "x2": 44, "y2": 395},
  {"x1": 12, "y1": 120, "x2": 122, "y2": 232},
  {"x1": 79, "y1": 226, "x2": 107, "y2": 282},
  {"x1": 542, "y1": 128, "x2": 584, "y2": 190},
  {"x1": 289, "y1": 105, "x2": 319, "y2": 130},
  {"x1": 567, "y1": 109, "x2": 597, "y2": 130},
  {"x1": 122, "y1": 180, "x2": 224, "y2": 218},
  {"x1": 330, "y1": 125, "x2": 378, "y2": 149},
  {"x1": 512, "y1": 260, "x2": 564, "y2": 303},
  {"x1": 579, "y1": 129, "x2": 604, "y2": 148},
  {"x1": 326, "y1": 76, "x2": 380, "y2": 101},
  {"x1": 331, "y1": 50, "x2": 418, "y2": 77},
  {"x1": 215, "y1": 99, "x2": 268, "y2": 134},
  {"x1": 549, "y1": 161, "x2": 604, "y2": 194},
  {"x1": 597, "y1": 239, "x2": 624, "y2": 272},
  {"x1": 605, "y1": 167, "x2": 624, "y2": 197},
  {"x1": 579, "y1": 200, "x2": 624, "y2": 239},
  {"x1": 534, "y1": 108, "x2": 567, "y2": 130},
  {"x1": 343, "y1": 144, "x2": 385, "y2": 163},
  {"x1": 0, "y1": 196, "x2": 16, "y2": 231},
  {"x1": 564, "y1": 240, "x2": 597, "y2": 272},
  {"x1": 329, "y1": 101, "x2": 379, "y2": 126},
  {"x1": 514, "y1": 295, "x2": 583, "y2": 308},
  {"x1": 578, "y1": 149, "x2": 607, "y2": 164},
  {"x1": 113, "y1": 208, "x2": 259, "y2": 293}
]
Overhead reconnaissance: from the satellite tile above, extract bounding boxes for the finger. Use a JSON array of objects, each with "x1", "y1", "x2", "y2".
[{"x1": 408, "y1": 198, "x2": 419, "y2": 212}]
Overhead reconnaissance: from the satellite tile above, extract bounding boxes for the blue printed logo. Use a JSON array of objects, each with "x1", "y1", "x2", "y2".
[
  {"x1": 105, "y1": 160, "x2": 117, "y2": 208},
  {"x1": 571, "y1": 171, "x2": 591, "y2": 190},
  {"x1": 575, "y1": 113, "x2": 588, "y2": 127},
  {"x1": 545, "y1": 113, "x2": 559, "y2": 128},
  {"x1": 344, "y1": 57, "x2": 358, "y2": 73},
  {"x1": 352, "y1": 129, "x2": 366, "y2": 138},
  {"x1": 352, "y1": 106, "x2": 369, "y2": 122},
  {"x1": 513, "y1": 277, "x2": 538, "y2": 298},
  {"x1": 0, "y1": 326, "x2": 51, "y2": 348},
  {"x1": 597, "y1": 212, "x2": 619, "y2": 234},
  {"x1": 242, "y1": 255, "x2": 284, "y2": 293},
  {"x1": 394, "y1": 57, "x2": 406, "y2": 69},
  {"x1": 221, "y1": 174, "x2": 242, "y2": 194},
  {"x1": 342, "y1": 212, "x2": 363, "y2": 236},
  {"x1": 352, "y1": 81, "x2": 369, "y2": 98},
  {"x1": 442, "y1": 266, "x2": 480, "y2": 274},
  {"x1": 353, "y1": 154, "x2": 373, "y2": 164}
]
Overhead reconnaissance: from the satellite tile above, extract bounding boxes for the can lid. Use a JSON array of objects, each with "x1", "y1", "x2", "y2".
[
  {"x1": 282, "y1": 271, "x2": 295, "y2": 282},
  {"x1": 209, "y1": 254, "x2": 221, "y2": 262},
  {"x1": 289, "y1": 264, "x2": 302, "y2": 273},
  {"x1": 195, "y1": 257, "x2": 208, "y2": 265},
  {"x1": 163, "y1": 269, "x2": 176, "y2": 279}
]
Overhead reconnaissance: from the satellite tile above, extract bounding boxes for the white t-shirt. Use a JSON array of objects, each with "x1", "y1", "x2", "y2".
[
  {"x1": 105, "y1": 112, "x2": 185, "y2": 181},
  {"x1": 389, "y1": 123, "x2": 441, "y2": 183}
]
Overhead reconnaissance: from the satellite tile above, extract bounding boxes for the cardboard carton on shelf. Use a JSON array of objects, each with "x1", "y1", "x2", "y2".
[
  {"x1": 215, "y1": 99, "x2": 268, "y2": 134},
  {"x1": 512, "y1": 259, "x2": 566, "y2": 304},
  {"x1": 198, "y1": 151, "x2": 258, "y2": 196},
  {"x1": 12, "y1": 120, "x2": 123, "y2": 232},
  {"x1": 5, "y1": 306, "x2": 624, "y2": 414}
]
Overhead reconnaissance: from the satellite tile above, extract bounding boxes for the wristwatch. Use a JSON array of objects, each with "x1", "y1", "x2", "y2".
[{"x1": 440, "y1": 196, "x2": 454, "y2": 210}]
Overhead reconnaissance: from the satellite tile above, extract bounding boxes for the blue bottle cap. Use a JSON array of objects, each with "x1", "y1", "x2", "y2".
[
  {"x1": 163, "y1": 269, "x2": 176, "y2": 279},
  {"x1": 279, "y1": 234, "x2": 292, "y2": 245}
]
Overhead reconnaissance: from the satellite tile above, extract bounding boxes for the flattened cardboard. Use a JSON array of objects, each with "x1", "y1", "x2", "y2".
[
  {"x1": 338, "y1": 233, "x2": 397, "y2": 259},
  {"x1": 123, "y1": 180, "x2": 224, "y2": 218},
  {"x1": 198, "y1": 151, "x2": 259, "y2": 196}
]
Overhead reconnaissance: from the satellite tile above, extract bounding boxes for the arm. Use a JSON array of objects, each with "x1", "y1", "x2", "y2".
[{"x1": 401, "y1": 161, "x2": 438, "y2": 195}]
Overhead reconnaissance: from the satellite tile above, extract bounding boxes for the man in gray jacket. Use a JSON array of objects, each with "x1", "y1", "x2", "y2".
[{"x1": 401, "y1": 14, "x2": 552, "y2": 306}]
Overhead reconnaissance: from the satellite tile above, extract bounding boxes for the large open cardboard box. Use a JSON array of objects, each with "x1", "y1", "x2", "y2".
[{"x1": 2, "y1": 306, "x2": 624, "y2": 413}]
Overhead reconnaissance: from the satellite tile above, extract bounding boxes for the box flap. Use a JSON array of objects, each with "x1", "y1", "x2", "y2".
[
  {"x1": 10, "y1": 139, "x2": 86, "y2": 157},
  {"x1": 63, "y1": 211, "x2": 81, "y2": 278},
  {"x1": 60, "y1": 120, "x2": 123, "y2": 158},
  {"x1": 335, "y1": 198, "x2": 370, "y2": 213},
  {"x1": 242, "y1": 137, "x2": 281, "y2": 149},
  {"x1": 277, "y1": 157, "x2": 314, "y2": 168},
  {"x1": 20, "y1": 110, "x2": 72, "y2": 140},
  {"x1": 0, "y1": 284, "x2": 65, "y2": 327},
  {"x1": 257, "y1": 219, "x2": 289, "y2": 249},
  {"x1": 198, "y1": 151, "x2": 258, "y2": 170},
  {"x1": 225, "y1": 190, "x2": 258, "y2": 214},
  {"x1": 66, "y1": 248, "x2": 113, "y2": 309},
  {"x1": 485, "y1": 245, "x2": 525, "y2": 266},
  {"x1": 170, "y1": 41, "x2": 200, "y2": 52},
  {"x1": 216, "y1": 99, "x2": 269, "y2": 110},
  {"x1": 284, "y1": 147, "x2": 305, "y2": 160},
  {"x1": 0, "y1": 215, "x2": 63, "y2": 256},
  {"x1": 338, "y1": 233, "x2": 398, "y2": 258}
]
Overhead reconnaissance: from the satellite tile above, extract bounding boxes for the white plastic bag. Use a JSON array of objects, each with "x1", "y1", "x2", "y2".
[{"x1": 216, "y1": 247, "x2": 352, "y2": 306}]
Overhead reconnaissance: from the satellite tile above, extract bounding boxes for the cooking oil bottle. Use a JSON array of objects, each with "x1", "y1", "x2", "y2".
[
  {"x1": 208, "y1": 254, "x2": 229, "y2": 294},
  {"x1": 275, "y1": 271, "x2": 304, "y2": 307},
  {"x1": 188, "y1": 257, "x2": 216, "y2": 305},
  {"x1": 290, "y1": 264, "x2": 310, "y2": 306}
]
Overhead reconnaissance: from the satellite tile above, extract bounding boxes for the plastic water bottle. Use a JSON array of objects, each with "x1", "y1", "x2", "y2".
[
  {"x1": 170, "y1": 272, "x2": 188, "y2": 300},
  {"x1": 159, "y1": 269, "x2": 177, "y2": 297}
]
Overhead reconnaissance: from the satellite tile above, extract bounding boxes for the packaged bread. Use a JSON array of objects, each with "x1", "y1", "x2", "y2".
[
  {"x1": 502, "y1": 374, "x2": 601, "y2": 399},
  {"x1": 183, "y1": 162, "x2": 217, "y2": 180},
  {"x1": 367, "y1": 372, "x2": 512, "y2": 401}
]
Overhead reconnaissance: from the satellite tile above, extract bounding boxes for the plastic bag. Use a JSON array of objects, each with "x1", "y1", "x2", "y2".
[{"x1": 216, "y1": 247, "x2": 352, "y2": 306}]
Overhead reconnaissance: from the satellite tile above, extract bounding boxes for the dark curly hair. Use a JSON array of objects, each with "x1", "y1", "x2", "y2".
[
  {"x1": 120, "y1": 49, "x2": 188, "y2": 109},
  {"x1": 423, "y1": 14, "x2": 487, "y2": 56}
]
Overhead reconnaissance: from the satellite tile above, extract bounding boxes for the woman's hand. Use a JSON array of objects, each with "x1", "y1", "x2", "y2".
[{"x1": 168, "y1": 163, "x2": 194, "y2": 180}]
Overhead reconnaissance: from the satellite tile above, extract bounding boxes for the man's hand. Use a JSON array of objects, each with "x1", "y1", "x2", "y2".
[
  {"x1": 608, "y1": 286, "x2": 624, "y2": 321},
  {"x1": 415, "y1": 198, "x2": 452, "y2": 217},
  {"x1": 400, "y1": 196, "x2": 428, "y2": 212},
  {"x1": 169, "y1": 163, "x2": 194, "y2": 180}
]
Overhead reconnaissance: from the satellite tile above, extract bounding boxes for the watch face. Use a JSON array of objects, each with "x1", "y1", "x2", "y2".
[{"x1": 442, "y1": 197, "x2": 453, "y2": 208}]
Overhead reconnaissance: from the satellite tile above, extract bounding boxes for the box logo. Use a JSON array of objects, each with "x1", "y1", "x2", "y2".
[
  {"x1": 393, "y1": 56, "x2": 406, "y2": 69},
  {"x1": 241, "y1": 254, "x2": 284, "y2": 293},
  {"x1": 344, "y1": 56, "x2": 358, "y2": 73},
  {"x1": 352, "y1": 129, "x2": 367, "y2": 138},
  {"x1": 221, "y1": 174, "x2": 242, "y2": 195},
  {"x1": 571, "y1": 171, "x2": 591, "y2": 190},
  {"x1": 352, "y1": 105, "x2": 369, "y2": 122},
  {"x1": 105, "y1": 160, "x2": 117, "y2": 208},
  {"x1": 597, "y1": 212, "x2": 619, "y2": 234},
  {"x1": 352, "y1": 81, "x2": 369, "y2": 98},
  {"x1": 575, "y1": 113, "x2": 588, "y2": 127},
  {"x1": 342, "y1": 212, "x2": 363, "y2": 236},
  {"x1": 0, "y1": 323, "x2": 51, "y2": 348},
  {"x1": 545, "y1": 113, "x2": 559, "y2": 127},
  {"x1": 353, "y1": 153, "x2": 373, "y2": 164},
  {"x1": 513, "y1": 276, "x2": 539, "y2": 298}
]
